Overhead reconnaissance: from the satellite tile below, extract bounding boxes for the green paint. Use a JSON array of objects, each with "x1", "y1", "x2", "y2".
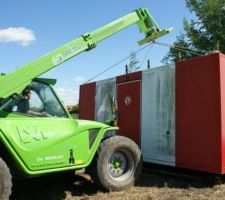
[{"x1": 113, "y1": 160, "x2": 122, "y2": 169}]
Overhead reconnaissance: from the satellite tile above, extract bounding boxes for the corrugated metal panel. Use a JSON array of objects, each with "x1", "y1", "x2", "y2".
[
  {"x1": 141, "y1": 65, "x2": 175, "y2": 166},
  {"x1": 176, "y1": 53, "x2": 221, "y2": 173},
  {"x1": 220, "y1": 53, "x2": 225, "y2": 173},
  {"x1": 79, "y1": 82, "x2": 96, "y2": 120},
  {"x1": 95, "y1": 78, "x2": 116, "y2": 122}
]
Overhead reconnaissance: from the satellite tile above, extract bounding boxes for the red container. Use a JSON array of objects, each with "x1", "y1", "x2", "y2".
[
  {"x1": 79, "y1": 53, "x2": 225, "y2": 174},
  {"x1": 176, "y1": 53, "x2": 225, "y2": 174}
]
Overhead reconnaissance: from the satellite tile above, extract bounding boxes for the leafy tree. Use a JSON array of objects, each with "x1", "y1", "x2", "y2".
[
  {"x1": 163, "y1": 0, "x2": 225, "y2": 63},
  {"x1": 128, "y1": 51, "x2": 139, "y2": 73},
  {"x1": 162, "y1": 33, "x2": 194, "y2": 63}
]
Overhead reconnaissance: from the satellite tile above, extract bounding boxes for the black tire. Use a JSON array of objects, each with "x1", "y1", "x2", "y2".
[
  {"x1": 0, "y1": 157, "x2": 12, "y2": 200},
  {"x1": 90, "y1": 136, "x2": 142, "y2": 191}
]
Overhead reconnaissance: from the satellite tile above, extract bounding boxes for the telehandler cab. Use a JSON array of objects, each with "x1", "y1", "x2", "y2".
[{"x1": 0, "y1": 8, "x2": 171, "y2": 199}]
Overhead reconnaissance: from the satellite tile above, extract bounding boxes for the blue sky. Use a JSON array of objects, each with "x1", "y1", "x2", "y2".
[{"x1": 0, "y1": 0, "x2": 195, "y2": 105}]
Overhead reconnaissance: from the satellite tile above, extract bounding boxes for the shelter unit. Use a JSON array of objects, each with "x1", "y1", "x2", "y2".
[{"x1": 79, "y1": 53, "x2": 225, "y2": 174}]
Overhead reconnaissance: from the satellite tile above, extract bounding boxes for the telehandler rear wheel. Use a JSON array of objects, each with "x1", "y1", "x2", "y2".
[
  {"x1": 0, "y1": 158, "x2": 12, "y2": 200},
  {"x1": 90, "y1": 136, "x2": 142, "y2": 191}
]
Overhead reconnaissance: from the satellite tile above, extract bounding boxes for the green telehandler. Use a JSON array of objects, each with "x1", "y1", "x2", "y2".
[{"x1": 0, "y1": 8, "x2": 171, "y2": 199}]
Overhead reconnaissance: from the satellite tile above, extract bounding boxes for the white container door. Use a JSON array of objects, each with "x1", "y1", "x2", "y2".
[{"x1": 141, "y1": 65, "x2": 175, "y2": 166}]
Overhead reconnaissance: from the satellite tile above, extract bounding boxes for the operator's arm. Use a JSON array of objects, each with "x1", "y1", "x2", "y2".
[
  {"x1": 27, "y1": 110, "x2": 46, "y2": 117},
  {"x1": 17, "y1": 98, "x2": 46, "y2": 117}
]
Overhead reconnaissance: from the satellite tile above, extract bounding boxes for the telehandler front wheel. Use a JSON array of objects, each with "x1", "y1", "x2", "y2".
[
  {"x1": 91, "y1": 136, "x2": 142, "y2": 191},
  {"x1": 0, "y1": 158, "x2": 12, "y2": 200}
]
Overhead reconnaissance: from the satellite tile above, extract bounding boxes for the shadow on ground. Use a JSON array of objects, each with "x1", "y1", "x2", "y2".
[
  {"x1": 11, "y1": 173, "x2": 99, "y2": 200},
  {"x1": 10, "y1": 168, "x2": 222, "y2": 200}
]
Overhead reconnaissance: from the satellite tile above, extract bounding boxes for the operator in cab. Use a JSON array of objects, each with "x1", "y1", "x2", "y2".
[{"x1": 17, "y1": 87, "x2": 46, "y2": 117}]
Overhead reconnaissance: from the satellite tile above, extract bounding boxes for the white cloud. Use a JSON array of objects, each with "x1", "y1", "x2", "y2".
[
  {"x1": 0, "y1": 27, "x2": 36, "y2": 46},
  {"x1": 56, "y1": 87, "x2": 79, "y2": 106},
  {"x1": 73, "y1": 76, "x2": 85, "y2": 82}
]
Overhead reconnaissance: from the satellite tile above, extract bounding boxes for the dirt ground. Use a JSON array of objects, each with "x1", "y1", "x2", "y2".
[{"x1": 11, "y1": 168, "x2": 225, "y2": 200}]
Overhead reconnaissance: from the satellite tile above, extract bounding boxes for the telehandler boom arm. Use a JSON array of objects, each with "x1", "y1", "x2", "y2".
[{"x1": 0, "y1": 7, "x2": 172, "y2": 99}]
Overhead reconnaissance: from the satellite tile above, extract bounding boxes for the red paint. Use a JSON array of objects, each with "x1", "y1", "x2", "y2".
[
  {"x1": 116, "y1": 74, "x2": 141, "y2": 146},
  {"x1": 79, "y1": 82, "x2": 96, "y2": 120},
  {"x1": 176, "y1": 53, "x2": 223, "y2": 174},
  {"x1": 219, "y1": 54, "x2": 225, "y2": 173},
  {"x1": 116, "y1": 71, "x2": 142, "y2": 84}
]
